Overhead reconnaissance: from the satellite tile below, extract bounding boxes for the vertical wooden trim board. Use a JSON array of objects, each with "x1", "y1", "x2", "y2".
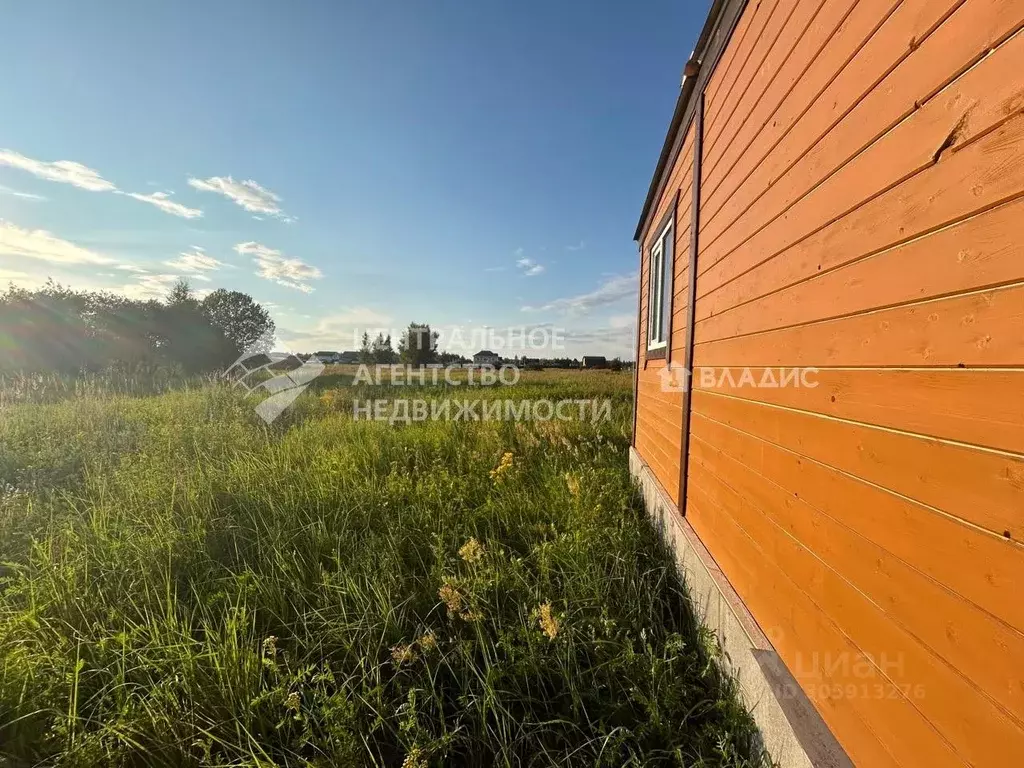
[
  {"x1": 679, "y1": 92, "x2": 704, "y2": 515},
  {"x1": 631, "y1": 242, "x2": 642, "y2": 447}
]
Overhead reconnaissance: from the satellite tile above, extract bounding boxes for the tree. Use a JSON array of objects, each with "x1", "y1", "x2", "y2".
[
  {"x1": 437, "y1": 351, "x2": 467, "y2": 365},
  {"x1": 359, "y1": 332, "x2": 373, "y2": 363},
  {"x1": 0, "y1": 280, "x2": 91, "y2": 373},
  {"x1": 154, "y1": 280, "x2": 225, "y2": 372},
  {"x1": 397, "y1": 322, "x2": 439, "y2": 366},
  {"x1": 201, "y1": 289, "x2": 275, "y2": 356},
  {"x1": 370, "y1": 332, "x2": 395, "y2": 364},
  {"x1": 0, "y1": 279, "x2": 271, "y2": 375}
]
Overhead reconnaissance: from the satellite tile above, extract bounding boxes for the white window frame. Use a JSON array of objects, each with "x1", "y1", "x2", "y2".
[{"x1": 646, "y1": 218, "x2": 673, "y2": 351}]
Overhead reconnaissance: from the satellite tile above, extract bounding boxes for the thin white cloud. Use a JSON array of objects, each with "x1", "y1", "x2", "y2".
[
  {"x1": 0, "y1": 268, "x2": 33, "y2": 282},
  {"x1": 120, "y1": 191, "x2": 202, "y2": 219},
  {"x1": 234, "y1": 241, "x2": 322, "y2": 293},
  {"x1": 0, "y1": 257, "x2": 208, "y2": 302},
  {"x1": 0, "y1": 184, "x2": 47, "y2": 202},
  {"x1": 0, "y1": 149, "x2": 116, "y2": 192},
  {"x1": 1, "y1": 149, "x2": 205, "y2": 220},
  {"x1": 189, "y1": 176, "x2": 289, "y2": 219},
  {"x1": 123, "y1": 274, "x2": 185, "y2": 300},
  {"x1": 164, "y1": 249, "x2": 223, "y2": 273},
  {"x1": 566, "y1": 240, "x2": 586, "y2": 252},
  {"x1": 522, "y1": 272, "x2": 638, "y2": 315},
  {"x1": 0, "y1": 221, "x2": 115, "y2": 265},
  {"x1": 516, "y1": 257, "x2": 545, "y2": 277},
  {"x1": 484, "y1": 265, "x2": 507, "y2": 273}
]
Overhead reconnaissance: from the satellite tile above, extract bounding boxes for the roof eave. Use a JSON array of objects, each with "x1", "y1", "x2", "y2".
[{"x1": 632, "y1": 0, "x2": 747, "y2": 243}]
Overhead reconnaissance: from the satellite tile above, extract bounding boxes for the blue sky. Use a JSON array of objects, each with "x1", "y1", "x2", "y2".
[{"x1": 0, "y1": 0, "x2": 707, "y2": 358}]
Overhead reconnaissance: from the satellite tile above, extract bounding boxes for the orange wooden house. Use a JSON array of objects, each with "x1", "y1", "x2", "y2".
[{"x1": 629, "y1": 0, "x2": 1024, "y2": 765}]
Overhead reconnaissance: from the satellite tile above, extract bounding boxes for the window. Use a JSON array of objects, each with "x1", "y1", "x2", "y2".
[{"x1": 647, "y1": 217, "x2": 673, "y2": 350}]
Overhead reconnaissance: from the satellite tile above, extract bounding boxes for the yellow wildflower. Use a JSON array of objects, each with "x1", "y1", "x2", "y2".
[
  {"x1": 401, "y1": 747, "x2": 428, "y2": 768},
  {"x1": 489, "y1": 451, "x2": 514, "y2": 483},
  {"x1": 538, "y1": 602, "x2": 560, "y2": 640},
  {"x1": 438, "y1": 582, "x2": 464, "y2": 616},
  {"x1": 262, "y1": 635, "x2": 278, "y2": 657},
  {"x1": 564, "y1": 472, "x2": 580, "y2": 497},
  {"x1": 439, "y1": 580, "x2": 481, "y2": 622},
  {"x1": 459, "y1": 537, "x2": 486, "y2": 564},
  {"x1": 285, "y1": 690, "x2": 301, "y2": 713},
  {"x1": 391, "y1": 643, "x2": 418, "y2": 666},
  {"x1": 417, "y1": 630, "x2": 438, "y2": 653}
]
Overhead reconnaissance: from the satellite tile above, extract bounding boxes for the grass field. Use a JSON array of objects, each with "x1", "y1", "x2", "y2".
[{"x1": 0, "y1": 369, "x2": 768, "y2": 767}]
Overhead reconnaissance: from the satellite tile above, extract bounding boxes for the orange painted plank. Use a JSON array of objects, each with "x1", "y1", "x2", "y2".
[
  {"x1": 635, "y1": 420, "x2": 681, "y2": 455},
  {"x1": 635, "y1": 399, "x2": 682, "y2": 427},
  {"x1": 694, "y1": 282, "x2": 1024, "y2": 369},
  {"x1": 701, "y1": 0, "x2": 856, "y2": 204},
  {"x1": 691, "y1": 367, "x2": 1024, "y2": 455},
  {"x1": 670, "y1": 331, "x2": 689, "y2": 356},
  {"x1": 698, "y1": 15, "x2": 1024, "y2": 300},
  {"x1": 699, "y1": 0, "x2": 904, "y2": 230},
  {"x1": 634, "y1": 408, "x2": 679, "y2": 446},
  {"x1": 685, "y1": 486, "x2": 942, "y2": 768},
  {"x1": 690, "y1": 410, "x2": 1024, "y2": 632},
  {"x1": 636, "y1": 382, "x2": 683, "y2": 420},
  {"x1": 635, "y1": 434, "x2": 680, "y2": 476},
  {"x1": 685, "y1": 493, "x2": 913, "y2": 768},
  {"x1": 635, "y1": 400, "x2": 683, "y2": 432},
  {"x1": 690, "y1": 428, "x2": 1024, "y2": 721},
  {"x1": 635, "y1": 407, "x2": 676, "y2": 441},
  {"x1": 695, "y1": 196, "x2": 1024, "y2": 345},
  {"x1": 696, "y1": 112, "x2": 1024, "y2": 322},
  {"x1": 703, "y1": 0, "x2": 819, "y2": 174},
  {"x1": 672, "y1": 269, "x2": 690, "y2": 295},
  {"x1": 644, "y1": 126, "x2": 695, "y2": 248},
  {"x1": 634, "y1": 433, "x2": 679, "y2": 503},
  {"x1": 692, "y1": 391, "x2": 1024, "y2": 540},
  {"x1": 634, "y1": 426, "x2": 679, "y2": 474},
  {"x1": 701, "y1": 0, "x2": 776, "y2": 130},
  {"x1": 703, "y1": 0, "x2": 790, "y2": 150},
  {"x1": 689, "y1": 455, "x2": 1024, "y2": 765},
  {"x1": 700, "y1": 0, "x2": 995, "y2": 268}
]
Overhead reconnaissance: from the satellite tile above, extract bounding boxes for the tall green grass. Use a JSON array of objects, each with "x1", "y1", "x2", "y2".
[
  {"x1": 0, "y1": 372, "x2": 768, "y2": 766},
  {"x1": 0, "y1": 368, "x2": 215, "y2": 408}
]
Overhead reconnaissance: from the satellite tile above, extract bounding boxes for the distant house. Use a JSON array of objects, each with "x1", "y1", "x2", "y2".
[
  {"x1": 314, "y1": 351, "x2": 340, "y2": 364},
  {"x1": 582, "y1": 356, "x2": 608, "y2": 369},
  {"x1": 473, "y1": 350, "x2": 500, "y2": 366},
  {"x1": 337, "y1": 351, "x2": 359, "y2": 364}
]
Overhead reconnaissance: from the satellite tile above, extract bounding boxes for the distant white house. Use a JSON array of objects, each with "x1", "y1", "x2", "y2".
[
  {"x1": 315, "y1": 350, "x2": 358, "y2": 364},
  {"x1": 473, "y1": 350, "x2": 500, "y2": 366}
]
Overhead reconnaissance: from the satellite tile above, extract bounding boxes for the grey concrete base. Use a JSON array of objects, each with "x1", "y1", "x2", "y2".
[{"x1": 629, "y1": 447, "x2": 852, "y2": 768}]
